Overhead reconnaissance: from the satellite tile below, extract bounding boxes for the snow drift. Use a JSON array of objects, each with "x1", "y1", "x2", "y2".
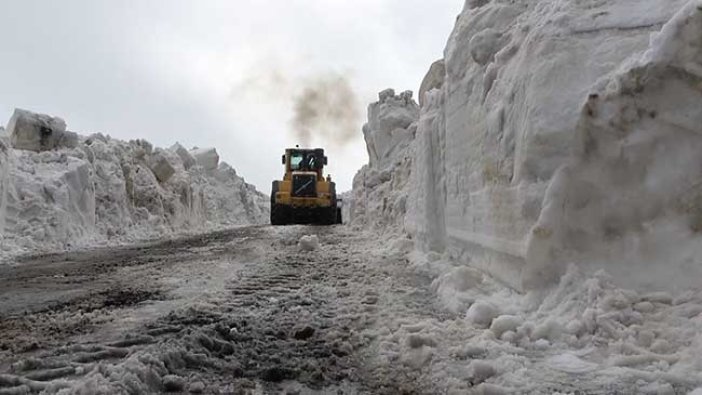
[
  {"x1": 352, "y1": 0, "x2": 702, "y2": 293},
  {"x1": 351, "y1": 89, "x2": 418, "y2": 231},
  {"x1": 0, "y1": 109, "x2": 268, "y2": 257}
]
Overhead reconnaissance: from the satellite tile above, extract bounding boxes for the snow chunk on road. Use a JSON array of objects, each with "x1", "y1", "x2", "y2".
[
  {"x1": 188, "y1": 381, "x2": 206, "y2": 393},
  {"x1": 298, "y1": 235, "x2": 320, "y2": 251},
  {"x1": 546, "y1": 353, "x2": 598, "y2": 374},
  {"x1": 162, "y1": 374, "x2": 185, "y2": 391},
  {"x1": 405, "y1": 334, "x2": 437, "y2": 349},
  {"x1": 490, "y1": 315, "x2": 522, "y2": 338},
  {"x1": 466, "y1": 301, "x2": 498, "y2": 328},
  {"x1": 530, "y1": 319, "x2": 563, "y2": 342},
  {"x1": 467, "y1": 360, "x2": 496, "y2": 384}
]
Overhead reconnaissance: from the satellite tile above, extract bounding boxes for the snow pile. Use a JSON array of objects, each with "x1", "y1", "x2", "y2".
[
  {"x1": 372, "y1": 263, "x2": 702, "y2": 392},
  {"x1": 0, "y1": 138, "x2": 11, "y2": 236},
  {"x1": 7, "y1": 150, "x2": 97, "y2": 249},
  {"x1": 298, "y1": 234, "x2": 319, "y2": 251},
  {"x1": 338, "y1": 190, "x2": 351, "y2": 225},
  {"x1": 525, "y1": 0, "x2": 702, "y2": 291},
  {"x1": 0, "y1": 109, "x2": 268, "y2": 257},
  {"x1": 7, "y1": 108, "x2": 78, "y2": 152},
  {"x1": 352, "y1": 2, "x2": 702, "y2": 390},
  {"x1": 352, "y1": 0, "x2": 702, "y2": 292},
  {"x1": 350, "y1": 89, "x2": 418, "y2": 232},
  {"x1": 190, "y1": 147, "x2": 219, "y2": 172}
]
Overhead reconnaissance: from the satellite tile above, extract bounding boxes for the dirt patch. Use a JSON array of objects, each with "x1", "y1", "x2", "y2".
[
  {"x1": 0, "y1": 288, "x2": 166, "y2": 354},
  {"x1": 100, "y1": 288, "x2": 164, "y2": 309}
]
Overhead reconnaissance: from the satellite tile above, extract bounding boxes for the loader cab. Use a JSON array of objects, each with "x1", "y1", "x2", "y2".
[{"x1": 283, "y1": 148, "x2": 328, "y2": 177}]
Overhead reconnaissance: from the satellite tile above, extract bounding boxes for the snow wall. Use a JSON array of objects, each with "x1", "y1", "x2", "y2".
[
  {"x1": 352, "y1": 0, "x2": 702, "y2": 293},
  {"x1": 0, "y1": 109, "x2": 268, "y2": 257}
]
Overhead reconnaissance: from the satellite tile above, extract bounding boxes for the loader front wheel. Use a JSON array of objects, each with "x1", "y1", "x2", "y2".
[
  {"x1": 315, "y1": 207, "x2": 333, "y2": 225},
  {"x1": 270, "y1": 204, "x2": 289, "y2": 226},
  {"x1": 323, "y1": 206, "x2": 338, "y2": 225}
]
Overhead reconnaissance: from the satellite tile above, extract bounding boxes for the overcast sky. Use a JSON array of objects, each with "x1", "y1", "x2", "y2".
[{"x1": 0, "y1": 0, "x2": 462, "y2": 192}]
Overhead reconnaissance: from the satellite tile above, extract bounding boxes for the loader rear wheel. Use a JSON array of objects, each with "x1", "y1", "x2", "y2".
[{"x1": 270, "y1": 204, "x2": 289, "y2": 226}]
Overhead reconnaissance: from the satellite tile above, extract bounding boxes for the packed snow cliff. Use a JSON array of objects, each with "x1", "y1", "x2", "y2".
[
  {"x1": 349, "y1": 2, "x2": 702, "y2": 391},
  {"x1": 0, "y1": 109, "x2": 268, "y2": 258},
  {"x1": 352, "y1": 0, "x2": 702, "y2": 293}
]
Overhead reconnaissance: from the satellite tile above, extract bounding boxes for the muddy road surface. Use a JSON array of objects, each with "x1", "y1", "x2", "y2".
[{"x1": 0, "y1": 226, "x2": 450, "y2": 394}]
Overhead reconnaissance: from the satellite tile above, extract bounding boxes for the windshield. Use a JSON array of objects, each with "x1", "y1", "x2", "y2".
[
  {"x1": 290, "y1": 152, "x2": 304, "y2": 170},
  {"x1": 290, "y1": 151, "x2": 318, "y2": 171}
]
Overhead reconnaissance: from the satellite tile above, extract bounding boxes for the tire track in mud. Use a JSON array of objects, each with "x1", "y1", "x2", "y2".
[
  {"x1": 0, "y1": 226, "x2": 267, "y2": 393},
  {"x1": 145, "y1": 226, "x2": 379, "y2": 392},
  {"x1": 0, "y1": 226, "x2": 449, "y2": 394}
]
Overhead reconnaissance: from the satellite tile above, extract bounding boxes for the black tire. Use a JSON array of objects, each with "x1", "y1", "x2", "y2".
[
  {"x1": 326, "y1": 181, "x2": 340, "y2": 226},
  {"x1": 270, "y1": 181, "x2": 279, "y2": 206},
  {"x1": 271, "y1": 204, "x2": 289, "y2": 226},
  {"x1": 327, "y1": 206, "x2": 338, "y2": 225},
  {"x1": 314, "y1": 207, "x2": 333, "y2": 226},
  {"x1": 270, "y1": 181, "x2": 285, "y2": 225}
]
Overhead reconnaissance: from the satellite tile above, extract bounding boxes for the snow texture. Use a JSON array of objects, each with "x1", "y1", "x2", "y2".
[
  {"x1": 2, "y1": 225, "x2": 700, "y2": 393},
  {"x1": 0, "y1": 109, "x2": 268, "y2": 258},
  {"x1": 466, "y1": 300, "x2": 498, "y2": 328},
  {"x1": 339, "y1": 190, "x2": 351, "y2": 224},
  {"x1": 352, "y1": 0, "x2": 702, "y2": 293},
  {"x1": 190, "y1": 147, "x2": 220, "y2": 172},
  {"x1": 350, "y1": 89, "x2": 418, "y2": 233},
  {"x1": 370, "y1": 258, "x2": 702, "y2": 392},
  {"x1": 7, "y1": 108, "x2": 78, "y2": 152},
  {"x1": 298, "y1": 234, "x2": 320, "y2": 251},
  {"x1": 350, "y1": 2, "x2": 702, "y2": 390}
]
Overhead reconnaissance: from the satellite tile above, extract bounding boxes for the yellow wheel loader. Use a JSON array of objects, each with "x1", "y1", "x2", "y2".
[{"x1": 271, "y1": 147, "x2": 342, "y2": 225}]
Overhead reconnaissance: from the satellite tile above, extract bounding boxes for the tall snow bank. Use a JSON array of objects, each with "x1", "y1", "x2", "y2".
[
  {"x1": 386, "y1": 261, "x2": 702, "y2": 392},
  {"x1": 0, "y1": 110, "x2": 268, "y2": 257},
  {"x1": 525, "y1": 0, "x2": 702, "y2": 291},
  {"x1": 350, "y1": 89, "x2": 419, "y2": 231},
  {"x1": 353, "y1": 0, "x2": 702, "y2": 292},
  {"x1": 6, "y1": 150, "x2": 96, "y2": 249},
  {"x1": 0, "y1": 138, "x2": 11, "y2": 236}
]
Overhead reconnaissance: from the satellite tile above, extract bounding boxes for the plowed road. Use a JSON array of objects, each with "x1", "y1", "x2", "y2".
[{"x1": 0, "y1": 226, "x2": 445, "y2": 394}]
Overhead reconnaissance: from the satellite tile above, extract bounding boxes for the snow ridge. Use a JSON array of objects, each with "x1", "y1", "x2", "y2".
[
  {"x1": 350, "y1": 89, "x2": 418, "y2": 232},
  {"x1": 0, "y1": 109, "x2": 268, "y2": 258},
  {"x1": 348, "y1": 1, "x2": 702, "y2": 391},
  {"x1": 352, "y1": 0, "x2": 702, "y2": 293}
]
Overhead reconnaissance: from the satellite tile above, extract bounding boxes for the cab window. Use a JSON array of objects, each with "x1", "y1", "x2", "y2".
[{"x1": 290, "y1": 152, "x2": 304, "y2": 170}]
